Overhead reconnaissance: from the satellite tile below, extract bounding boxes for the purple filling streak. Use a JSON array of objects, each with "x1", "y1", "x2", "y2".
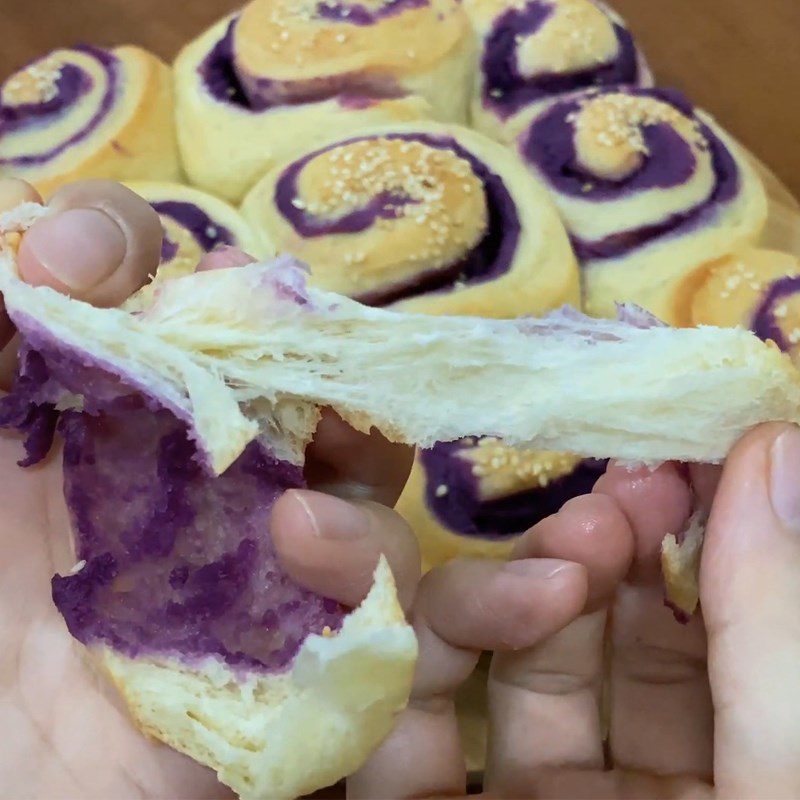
[
  {"x1": 151, "y1": 200, "x2": 236, "y2": 265},
  {"x1": 200, "y1": 18, "x2": 404, "y2": 111},
  {"x1": 521, "y1": 87, "x2": 740, "y2": 262},
  {"x1": 0, "y1": 45, "x2": 119, "y2": 168},
  {"x1": 750, "y1": 275, "x2": 800, "y2": 352},
  {"x1": 0, "y1": 330, "x2": 345, "y2": 674},
  {"x1": 315, "y1": 0, "x2": 427, "y2": 25},
  {"x1": 481, "y1": 0, "x2": 642, "y2": 120},
  {"x1": 274, "y1": 133, "x2": 520, "y2": 306},
  {"x1": 421, "y1": 440, "x2": 607, "y2": 539}
]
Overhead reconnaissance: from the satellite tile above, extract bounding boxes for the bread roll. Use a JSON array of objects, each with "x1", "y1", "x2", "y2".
[
  {"x1": 517, "y1": 87, "x2": 768, "y2": 323},
  {"x1": 396, "y1": 439, "x2": 606, "y2": 568},
  {"x1": 0, "y1": 46, "x2": 180, "y2": 197},
  {"x1": 687, "y1": 249, "x2": 800, "y2": 359},
  {"x1": 242, "y1": 121, "x2": 579, "y2": 317},
  {"x1": 466, "y1": 0, "x2": 652, "y2": 142},
  {"x1": 123, "y1": 181, "x2": 268, "y2": 306},
  {"x1": 173, "y1": 0, "x2": 472, "y2": 203}
]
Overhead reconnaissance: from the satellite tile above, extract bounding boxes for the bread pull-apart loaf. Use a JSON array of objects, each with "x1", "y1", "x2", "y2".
[{"x1": 1, "y1": 204, "x2": 799, "y2": 798}]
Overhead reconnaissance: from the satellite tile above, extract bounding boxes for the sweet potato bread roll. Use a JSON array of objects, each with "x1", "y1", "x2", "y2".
[
  {"x1": 124, "y1": 181, "x2": 268, "y2": 306},
  {"x1": 687, "y1": 249, "x2": 800, "y2": 359},
  {"x1": 517, "y1": 87, "x2": 768, "y2": 323},
  {"x1": 0, "y1": 46, "x2": 180, "y2": 196},
  {"x1": 241, "y1": 122, "x2": 579, "y2": 317},
  {"x1": 466, "y1": 0, "x2": 652, "y2": 143},
  {"x1": 396, "y1": 440, "x2": 606, "y2": 568},
  {"x1": 174, "y1": 0, "x2": 471, "y2": 202},
  {"x1": 1, "y1": 205, "x2": 800, "y2": 797}
]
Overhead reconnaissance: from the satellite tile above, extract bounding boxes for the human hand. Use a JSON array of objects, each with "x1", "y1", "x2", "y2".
[{"x1": 346, "y1": 423, "x2": 800, "y2": 800}]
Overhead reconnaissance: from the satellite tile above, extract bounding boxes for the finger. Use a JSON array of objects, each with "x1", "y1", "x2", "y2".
[
  {"x1": 18, "y1": 179, "x2": 162, "y2": 308},
  {"x1": 702, "y1": 423, "x2": 800, "y2": 799},
  {"x1": 305, "y1": 408, "x2": 413, "y2": 506},
  {"x1": 270, "y1": 489, "x2": 421, "y2": 611},
  {"x1": 0, "y1": 179, "x2": 42, "y2": 350},
  {"x1": 195, "y1": 245, "x2": 256, "y2": 272},
  {"x1": 596, "y1": 462, "x2": 712, "y2": 778},
  {"x1": 349, "y1": 557, "x2": 587, "y2": 799},
  {"x1": 485, "y1": 494, "x2": 634, "y2": 796}
]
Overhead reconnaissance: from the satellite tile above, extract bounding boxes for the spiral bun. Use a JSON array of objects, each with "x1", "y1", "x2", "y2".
[
  {"x1": 518, "y1": 87, "x2": 768, "y2": 323},
  {"x1": 174, "y1": 0, "x2": 473, "y2": 202},
  {"x1": 467, "y1": 0, "x2": 652, "y2": 142},
  {"x1": 242, "y1": 121, "x2": 578, "y2": 316},
  {"x1": 396, "y1": 437, "x2": 606, "y2": 567},
  {"x1": 688, "y1": 249, "x2": 800, "y2": 364},
  {"x1": 124, "y1": 182, "x2": 268, "y2": 307},
  {"x1": 0, "y1": 46, "x2": 180, "y2": 197}
]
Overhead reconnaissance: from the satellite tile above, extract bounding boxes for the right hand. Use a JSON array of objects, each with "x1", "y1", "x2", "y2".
[{"x1": 278, "y1": 423, "x2": 800, "y2": 799}]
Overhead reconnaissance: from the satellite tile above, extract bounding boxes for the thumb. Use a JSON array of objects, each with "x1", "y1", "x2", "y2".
[{"x1": 701, "y1": 422, "x2": 800, "y2": 799}]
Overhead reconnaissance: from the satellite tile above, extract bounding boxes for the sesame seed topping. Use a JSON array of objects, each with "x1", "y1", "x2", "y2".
[{"x1": 435, "y1": 484, "x2": 449, "y2": 497}]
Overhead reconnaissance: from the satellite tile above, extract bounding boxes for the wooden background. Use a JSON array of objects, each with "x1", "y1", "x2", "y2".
[{"x1": 1, "y1": 0, "x2": 798, "y2": 197}]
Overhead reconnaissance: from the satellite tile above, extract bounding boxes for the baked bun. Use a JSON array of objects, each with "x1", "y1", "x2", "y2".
[
  {"x1": 687, "y1": 248, "x2": 800, "y2": 360},
  {"x1": 0, "y1": 46, "x2": 179, "y2": 197},
  {"x1": 396, "y1": 439, "x2": 605, "y2": 569},
  {"x1": 3, "y1": 206, "x2": 800, "y2": 797},
  {"x1": 124, "y1": 181, "x2": 268, "y2": 305},
  {"x1": 241, "y1": 121, "x2": 579, "y2": 316},
  {"x1": 517, "y1": 87, "x2": 768, "y2": 323},
  {"x1": 173, "y1": 0, "x2": 472, "y2": 203},
  {"x1": 466, "y1": 0, "x2": 652, "y2": 142},
  {"x1": 751, "y1": 155, "x2": 800, "y2": 256}
]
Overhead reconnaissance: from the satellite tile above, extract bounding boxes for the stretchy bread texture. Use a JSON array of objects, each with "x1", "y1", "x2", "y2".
[
  {"x1": 2, "y1": 204, "x2": 800, "y2": 797},
  {"x1": 173, "y1": 7, "x2": 460, "y2": 202},
  {"x1": 517, "y1": 87, "x2": 768, "y2": 323},
  {"x1": 241, "y1": 121, "x2": 579, "y2": 316},
  {"x1": 0, "y1": 46, "x2": 180, "y2": 197},
  {"x1": 1, "y1": 204, "x2": 798, "y2": 471},
  {"x1": 466, "y1": 0, "x2": 652, "y2": 143},
  {"x1": 124, "y1": 181, "x2": 269, "y2": 307}
]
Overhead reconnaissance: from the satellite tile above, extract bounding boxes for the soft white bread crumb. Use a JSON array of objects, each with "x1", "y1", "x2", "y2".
[
  {"x1": 1, "y1": 242, "x2": 799, "y2": 473},
  {"x1": 662, "y1": 511, "x2": 707, "y2": 616},
  {"x1": 100, "y1": 557, "x2": 416, "y2": 800}
]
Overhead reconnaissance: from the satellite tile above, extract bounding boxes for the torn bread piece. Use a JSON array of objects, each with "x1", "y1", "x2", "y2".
[
  {"x1": 662, "y1": 511, "x2": 707, "y2": 618},
  {"x1": 1, "y1": 244, "x2": 799, "y2": 471},
  {"x1": 1, "y1": 204, "x2": 799, "y2": 797},
  {"x1": 0, "y1": 206, "x2": 416, "y2": 800}
]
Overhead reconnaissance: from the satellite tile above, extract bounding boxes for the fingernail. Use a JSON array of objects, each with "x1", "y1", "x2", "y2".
[
  {"x1": 502, "y1": 559, "x2": 581, "y2": 580},
  {"x1": 769, "y1": 426, "x2": 800, "y2": 529},
  {"x1": 20, "y1": 208, "x2": 126, "y2": 291},
  {"x1": 287, "y1": 490, "x2": 369, "y2": 540}
]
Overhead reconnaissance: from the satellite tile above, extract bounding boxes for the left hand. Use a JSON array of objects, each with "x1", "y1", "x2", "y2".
[{"x1": 0, "y1": 178, "x2": 419, "y2": 798}]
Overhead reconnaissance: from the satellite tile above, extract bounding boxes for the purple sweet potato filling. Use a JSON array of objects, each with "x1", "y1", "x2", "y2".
[
  {"x1": 750, "y1": 275, "x2": 800, "y2": 352},
  {"x1": 274, "y1": 133, "x2": 521, "y2": 306},
  {"x1": 0, "y1": 45, "x2": 118, "y2": 168},
  {"x1": 520, "y1": 87, "x2": 740, "y2": 262},
  {"x1": 421, "y1": 439, "x2": 607, "y2": 539},
  {"x1": 151, "y1": 200, "x2": 236, "y2": 264},
  {"x1": 481, "y1": 0, "x2": 642, "y2": 120},
  {"x1": 0, "y1": 326, "x2": 345, "y2": 673},
  {"x1": 200, "y1": 18, "x2": 405, "y2": 111}
]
